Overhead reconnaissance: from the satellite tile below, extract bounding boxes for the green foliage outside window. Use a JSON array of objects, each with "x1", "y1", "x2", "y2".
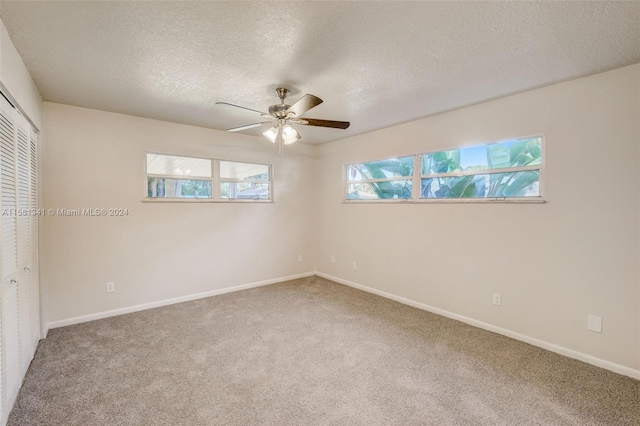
[
  {"x1": 347, "y1": 156, "x2": 414, "y2": 200},
  {"x1": 346, "y1": 137, "x2": 542, "y2": 200},
  {"x1": 421, "y1": 137, "x2": 541, "y2": 199},
  {"x1": 147, "y1": 178, "x2": 212, "y2": 198}
]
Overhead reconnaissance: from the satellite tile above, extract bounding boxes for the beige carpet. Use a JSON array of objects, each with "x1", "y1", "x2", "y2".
[{"x1": 8, "y1": 276, "x2": 640, "y2": 425}]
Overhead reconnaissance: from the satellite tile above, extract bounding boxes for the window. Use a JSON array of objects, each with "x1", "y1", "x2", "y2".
[
  {"x1": 420, "y1": 137, "x2": 542, "y2": 199},
  {"x1": 220, "y1": 161, "x2": 271, "y2": 200},
  {"x1": 344, "y1": 136, "x2": 543, "y2": 203},
  {"x1": 145, "y1": 153, "x2": 272, "y2": 202},
  {"x1": 346, "y1": 156, "x2": 414, "y2": 200},
  {"x1": 147, "y1": 154, "x2": 212, "y2": 199}
]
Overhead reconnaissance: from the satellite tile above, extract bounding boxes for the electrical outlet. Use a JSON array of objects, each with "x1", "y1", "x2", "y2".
[
  {"x1": 352, "y1": 261, "x2": 357, "y2": 270},
  {"x1": 587, "y1": 315, "x2": 602, "y2": 333},
  {"x1": 492, "y1": 293, "x2": 501, "y2": 306},
  {"x1": 106, "y1": 282, "x2": 115, "y2": 293},
  {"x1": 297, "y1": 255, "x2": 303, "y2": 263},
  {"x1": 330, "y1": 255, "x2": 335, "y2": 264}
]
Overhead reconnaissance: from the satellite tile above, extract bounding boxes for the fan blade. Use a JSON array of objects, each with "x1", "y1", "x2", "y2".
[
  {"x1": 296, "y1": 118, "x2": 350, "y2": 129},
  {"x1": 286, "y1": 94, "x2": 323, "y2": 117},
  {"x1": 226, "y1": 122, "x2": 272, "y2": 132},
  {"x1": 216, "y1": 102, "x2": 269, "y2": 116}
]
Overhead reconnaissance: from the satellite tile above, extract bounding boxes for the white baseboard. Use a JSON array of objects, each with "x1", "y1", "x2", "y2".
[
  {"x1": 316, "y1": 272, "x2": 640, "y2": 381},
  {"x1": 47, "y1": 272, "x2": 315, "y2": 330}
]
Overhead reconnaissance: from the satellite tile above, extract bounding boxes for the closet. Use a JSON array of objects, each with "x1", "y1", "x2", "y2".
[{"x1": 0, "y1": 93, "x2": 40, "y2": 423}]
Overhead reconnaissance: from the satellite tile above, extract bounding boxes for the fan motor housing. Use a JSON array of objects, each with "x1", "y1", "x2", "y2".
[{"x1": 268, "y1": 104, "x2": 291, "y2": 118}]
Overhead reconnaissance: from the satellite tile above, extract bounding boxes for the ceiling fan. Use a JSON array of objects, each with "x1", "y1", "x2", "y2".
[{"x1": 216, "y1": 88, "x2": 350, "y2": 146}]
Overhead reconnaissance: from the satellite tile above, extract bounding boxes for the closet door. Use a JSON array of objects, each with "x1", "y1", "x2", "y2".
[
  {"x1": 29, "y1": 130, "x2": 39, "y2": 351},
  {"x1": 15, "y1": 115, "x2": 32, "y2": 377},
  {"x1": 0, "y1": 95, "x2": 20, "y2": 416},
  {"x1": 0, "y1": 94, "x2": 39, "y2": 421}
]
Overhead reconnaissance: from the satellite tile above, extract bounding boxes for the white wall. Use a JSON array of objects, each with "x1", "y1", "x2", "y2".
[
  {"x1": 0, "y1": 19, "x2": 42, "y2": 130},
  {"x1": 43, "y1": 103, "x2": 316, "y2": 325},
  {"x1": 316, "y1": 64, "x2": 640, "y2": 373}
]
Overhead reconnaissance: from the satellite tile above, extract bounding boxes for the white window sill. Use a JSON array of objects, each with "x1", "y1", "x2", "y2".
[
  {"x1": 142, "y1": 198, "x2": 273, "y2": 203},
  {"x1": 343, "y1": 197, "x2": 546, "y2": 204}
]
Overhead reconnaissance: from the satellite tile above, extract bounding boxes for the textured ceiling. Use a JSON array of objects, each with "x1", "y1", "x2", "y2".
[{"x1": 1, "y1": 1, "x2": 640, "y2": 145}]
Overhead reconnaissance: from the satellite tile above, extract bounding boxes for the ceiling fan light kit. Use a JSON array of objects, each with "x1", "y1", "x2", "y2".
[
  {"x1": 217, "y1": 88, "x2": 350, "y2": 148},
  {"x1": 262, "y1": 121, "x2": 300, "y2": 145}
]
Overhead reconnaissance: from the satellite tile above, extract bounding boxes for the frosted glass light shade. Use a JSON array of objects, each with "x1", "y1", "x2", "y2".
[
  {"x1": 263, "y1": 127, "x2": 278, "y2": 143},
  {"x1": 282, "y1": 125, "x2": 300, "y2": 145}
]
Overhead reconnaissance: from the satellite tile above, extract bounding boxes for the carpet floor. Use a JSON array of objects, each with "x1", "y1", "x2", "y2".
[{"x1": 8, "y1": 276, "x2": 640, "y2": 425}]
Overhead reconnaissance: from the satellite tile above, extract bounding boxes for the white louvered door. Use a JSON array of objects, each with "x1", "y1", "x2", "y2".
[
  {"x1": 0, "y1": 94, "x2": 40, "y2": 423},
  {"x1": 0, "y1": 95, "x2": 20, "y2": 420},
  {"x1": 29, "y1": 130, "x2": 39, "y2": 353},
  {"x1": 15, "y1": 117, "x2": 32, "y2": 378}
]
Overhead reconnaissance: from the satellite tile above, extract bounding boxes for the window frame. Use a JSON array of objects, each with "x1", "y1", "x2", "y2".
[
  {"x1": 343, "y1": 135, "x2": 545, "y2": 204},
  {"x1": 344, "y1": 156, "x2": 417, "y2": 202},
  {"x1": 144, "y1": 152, "x2": 273, "y2": 203},
  {"x1": 219, "y1": 160, "x2": 272, "y2": 201}
]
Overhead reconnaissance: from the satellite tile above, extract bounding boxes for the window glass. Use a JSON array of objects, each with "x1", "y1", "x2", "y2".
[
  {"x1": 346, "y1": 156, "x2": 414, "y2": 200},
  {"x1": 419, "y1": 137, "x2": 542, "y2": 199},
  {"x1": 420, "y1": 171, "x2": 540, "y2": 199},
  {"x1": 347, "y1": 180, "x2": 413, "y2": 200},
  {"x1": 221, "y1": 182, "x2": 270, "y2": 200},
  {"x1": 147, "y1": 178, "x2": 212, "y2": 198},
  {"x1": 146, "y1": 154, "x2": 211, "y2": 178},
  {"x1": 344, "y1": 136, "x2": 542, "y2": 202},
  {"x1": 421, "y1": 138, "x2": 542, "y2": 175},
  {"x1": 145, "y1": 154, "x2": 271, "y2": 201},
  {"x1": 346, "y1": 156, "x2": 414, "y2": 181},
  {"x1": 220, "y1": 161, "x2": 269, "y2": 180},
  {"x1": 219, "y1": 161, "x2": 271, "y2": 200}
]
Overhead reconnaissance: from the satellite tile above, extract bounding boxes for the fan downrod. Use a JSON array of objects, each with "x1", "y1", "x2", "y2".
[
  {"x1": 269, "y1": 88, "x2": 291, "y2": 117},
  {"x1": 275, "y1": 87, "x2": 289, "y2": 101}
]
